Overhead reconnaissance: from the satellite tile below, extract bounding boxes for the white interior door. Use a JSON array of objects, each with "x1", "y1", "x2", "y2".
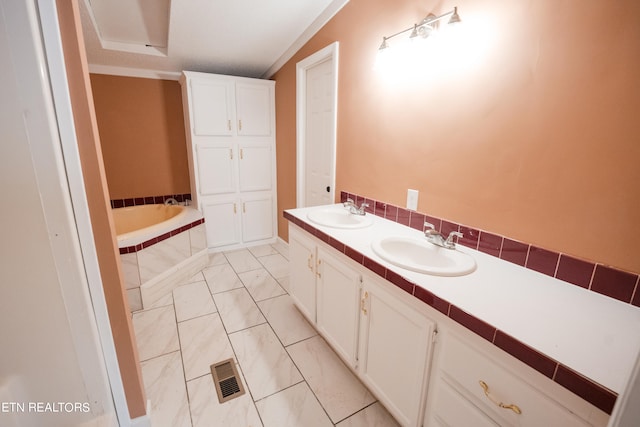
[{"x1": 297, "y1": 42, "x2": 338, "y2": 208}]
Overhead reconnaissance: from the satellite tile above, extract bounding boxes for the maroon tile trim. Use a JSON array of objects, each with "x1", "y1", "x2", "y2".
[
  {"x1": 554, "y1": 365, "x2": 617, "y2": 414},
  {"x1": 374, "y1": 201, "x2": 386, "y2": 218},
  {"x1": 449, "y1": 306, "x2": 497, "y2": 342},
  {"x1": 385, "y1": 269, "x2": 414, "y2": 295},
  {"x1": 110, "y1": 193, "x2": 192, "y2": 209},
  {"x1": 501, "y1": 238, "x2": 529, "y2": 267},
  {"x1": 526, "y1": 246, "x2": 560, "y2": 276},
  {"x1": 397, "y1": 208, "x2": 410, "y2": 226},
  {"x1": 494, "y1": 331, "x2": 557, "y2": 379},
  {"x1": 409, "y1": 211, "x2": 425, "y2": 232},
  {"x1": 283, "y1": 212, "x2": 621, "y2": 412},
  {"x1": 440, "y1": 220, "x2": 460, "y2": 237},
  {"x1": 556, "y1": 255, "x2": 595, "y2": 289},
  {"x1": 413, "y1": 286, "x2": 450, "y2": 315},
  {"x1": 458, "y1": 226, "x2": 480, "y2": 250},
  {"x1": 477, "y1": 231, "x2": 502, "y2": 258},
  {"x1": 632, "y1": 277, "x2": 640, "y2": 308},
  {"x1": 118, "y1": 218, "x2": 204, "y2": 254},
  {"x1": 590, "y1": 265, "x2": 638, "y2": 303},
  {"x1": 385, "y1": 205, "x2": 398, "y2": 222}
]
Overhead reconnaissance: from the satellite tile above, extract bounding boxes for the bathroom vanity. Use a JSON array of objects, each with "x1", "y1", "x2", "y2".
[{"x1": 285, "y1": 204, "x2": 640, "y2": 427}]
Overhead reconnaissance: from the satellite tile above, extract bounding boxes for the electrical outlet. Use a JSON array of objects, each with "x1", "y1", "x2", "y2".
[{"x1": 407, "y1": 189, "x2": 419, "y2": 211}]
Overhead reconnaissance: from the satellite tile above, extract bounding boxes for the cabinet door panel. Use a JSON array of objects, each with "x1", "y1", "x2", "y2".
[
  {"x1": 190, "y1": 79, "x2": 234, "y2": 136},
  {"x1": 241, "y1": 196, "x2": 273, "y2": 242},
  {"x1": 289, "y1": 227, "x2": 317, "y2": 323},
  {"x1": 316, "y1": 247, "x2": 361, "y2": 367},
  {"x1": 238, "y1": 143, "x2": 272, "y2": 192},
  {"x1": 196, "y1": 145, "x2": 235, "y2": 195},
  {"x1": 360, "y1": 277, "x2": 435, "y2": 427},
  {"x1": 202, "y1": 199, "x2": 240, "y2": 248},
  {"x1": 236, "y1": 83, "x2": 271, "y2": 136}
]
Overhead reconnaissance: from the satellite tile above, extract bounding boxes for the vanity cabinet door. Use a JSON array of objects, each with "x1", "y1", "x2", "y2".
[
  {"x1": 316, "y1": 247, "x2": 362, "y2": 368},
  {"x1": 289, "y1": 226, "x2": 317, "y2": 324},
  {"x1": 358, "y1": 275, "x2": 435, "y2": 427},
  {"x1": 196, "y1": 144, "x2": 236, "y2": 195},
  {"x1": 237, "y1": 142, "x2": 272, "y2": 192}
]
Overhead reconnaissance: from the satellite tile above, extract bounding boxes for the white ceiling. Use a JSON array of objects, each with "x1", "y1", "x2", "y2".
[{"x1": 79, "y1": 0, "x2": 349, "y2": 80}]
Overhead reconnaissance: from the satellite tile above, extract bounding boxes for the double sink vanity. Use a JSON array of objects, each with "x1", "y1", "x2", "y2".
[{"x1": 284, "y1": 203, "x2": 640, "y2": 427}]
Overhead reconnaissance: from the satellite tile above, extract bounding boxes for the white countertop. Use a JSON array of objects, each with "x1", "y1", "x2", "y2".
[{"x1": 286, "y1": 204, "x2": 640, "y2": 394}]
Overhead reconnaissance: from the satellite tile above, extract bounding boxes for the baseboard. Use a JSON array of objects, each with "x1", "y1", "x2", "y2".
[{"x1": 129, "y1": 399, "x2": 152, "y2": 427}]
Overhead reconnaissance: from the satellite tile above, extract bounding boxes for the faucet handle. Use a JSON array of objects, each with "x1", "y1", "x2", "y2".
[
  {"x1": 446, "y1": 231, "x2": 463, "y2": 242},
  {"x1": 424, "y1": 222, "x2": 436, "y2": 231},
  {"x1": 343, "y1": 198, "x2": 355, "y2": 207}
]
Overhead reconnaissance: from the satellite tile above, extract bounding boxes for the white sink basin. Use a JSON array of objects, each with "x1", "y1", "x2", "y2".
[
  {"x1": 307, "y1": 208, "x2": 374, "y2": 229},
  {"x1": 371, "y1": 236, "x2": 476, "y2": 276}
]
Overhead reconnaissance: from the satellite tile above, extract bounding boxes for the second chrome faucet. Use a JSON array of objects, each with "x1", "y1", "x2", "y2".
[
  {"x1": 424, "y1": 222, "x2": 462, "y2": 249},
  {"x1": 343, "y1": 198, "x2": 369, "y2": 216}
]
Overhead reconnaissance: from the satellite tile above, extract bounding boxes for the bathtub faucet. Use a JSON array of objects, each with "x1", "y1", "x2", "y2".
[{"x1": 164, "y1": 197, "x2": 179, "y2": 206}]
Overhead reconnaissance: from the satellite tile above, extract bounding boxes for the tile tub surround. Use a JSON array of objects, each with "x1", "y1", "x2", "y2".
[
  {"x1": 284, "y1": 206, "x2": 640, "y2": 415},
  {"x1": 341, "y1": 191, "x2": 640, "y2": 308},
  {"x1": 121, "y1": 223, "x2": 208, "y2": 312},
  {"x1": 111, "y1": 193, "x2": 192, "y2": 209}
]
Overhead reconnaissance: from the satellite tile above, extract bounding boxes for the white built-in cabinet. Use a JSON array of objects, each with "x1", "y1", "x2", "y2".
[
  {"x1": 288, "y1": 225, "x2": 436, "y2": 427},
  {"x1": 288, "y1": 222, "x2": 608, "y2": 427},
  {"x1": 180, "y1": 71, "x2": 276, "y2": 250}
]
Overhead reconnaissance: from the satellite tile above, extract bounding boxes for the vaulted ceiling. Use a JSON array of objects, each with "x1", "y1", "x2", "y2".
[{"x1": 79, "y1": 0, "x2": 349, "y2": 79}]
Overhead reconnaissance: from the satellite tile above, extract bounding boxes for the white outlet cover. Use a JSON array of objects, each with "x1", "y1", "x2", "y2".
[{"x1": 407, "y1": 189, "x2": 419, "y2": 210}]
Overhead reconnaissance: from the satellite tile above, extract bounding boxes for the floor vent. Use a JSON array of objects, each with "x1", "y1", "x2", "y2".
[{"x1": 211, "y1": 359, "x2": 245, "y2": 403}]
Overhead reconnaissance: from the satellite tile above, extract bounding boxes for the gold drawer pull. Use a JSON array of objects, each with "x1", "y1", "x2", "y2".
[
  {"x1": 307, "y1": 254, "x2": 313, "y2": 272},
  {"x1": 361, "y1": 291, "x2": 369, "y2": 315},
  {"x1": 479, "y1": 381, "x2": 522, "y2": 415}
]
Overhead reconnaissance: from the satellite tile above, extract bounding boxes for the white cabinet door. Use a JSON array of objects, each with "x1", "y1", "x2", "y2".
[
  {"x1": 316, "y1": 247, "x2": 361, "y2": 367},
  {"x1": 289, "y1": 226, "x2": 317, "y2": 324},
  {"x1": 426, "y1": 378, "x2": 500, "y2": 427},
  {"x1": 241, "y1": 195, "x2": 273, "y2": 243},
  {"x1": 201, "y1": 198, "x2": 241, "y2": 248},
  {"x1": 236, "y1": 83, "x2": 272, "y2": 136},
  {"x1": 238, "y1": 143, "x2": 272, "y2": 192},
  {"x1": 196, "y1": 144, "x2": 235, "y2": 195},
  {"x1": 359, "y1": 275, "x2": 435, "y2": 427},
  {"x1": 190, "y1": 79, "x2": 234, "y2": 136}
]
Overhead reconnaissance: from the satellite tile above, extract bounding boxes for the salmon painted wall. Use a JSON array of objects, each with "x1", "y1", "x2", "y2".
[
  {"x1": 90, "y1": 74, "x2": 190, "y2": 199},
  {"x1": 274, "y1": 0, "x2": 640, "y2": 274}
]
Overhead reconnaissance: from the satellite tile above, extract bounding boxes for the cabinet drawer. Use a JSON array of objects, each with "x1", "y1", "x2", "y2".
[
  {"x1": 428, "y1": 378, "x2": 499, "y2": 427},
  {"x1": 438, "y1": 332, "x2": 592, "y2": 427}
]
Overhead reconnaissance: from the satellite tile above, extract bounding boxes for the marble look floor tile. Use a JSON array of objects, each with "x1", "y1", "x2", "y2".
[
  {"x1": 272, "y1": 241, "x2": 289, "y2": 260},
  {"x1": 203, "y1": 264, "x2": 243, "y2": 294},
  {"x1": 276, "y1": 276, "x2": 290, "y2": 293},
  {"x1": 141, "y1": 351, "x2": 191, "y2": 427},
  {"x1": 287, "y1": 336, "x2": 375, "y2": 423},
  {"x1": 238, "y1": 269, "x2": 286, "y2": 302},
  {"x1": 173, "y1": 281, "x2": 216, "y2": 322},
  {"x1": 248, "y1": 244, "x2": 279, "y2": 258},
  {"x1": 178, "y1": 313, "x2": 235, "y2": 381},
  {"x1": 229, "y1": 323, "x2": 303, "y2": 400},
  {"x1": 213, "y1": 288, "x2": 266, "y2": 333},
  {"x1": 255, "y1": 382, "x2": 332, "y2": 427},
  {"x1": 335, "y1": 402, "x2": 400, "y2": 427},
  {"x1": 206, "y1": 252, "x2": 228, "y2": 267},
  {"x1": 225, "y1": 249, "x2": 263, "y2": 273},
  {"x1": 179, "y1": 271, "x2": 205, "y2": 286},
  {"x1": 257, "y1": 295, "x2": 316, "y2": 346},
  {"x1": 258, "y1": 253, "x2": 289, "y2": 280},
  {"x1": 187, "y1": 369, "x2": 262, "y2": 427},
  {"x1": 133, "y1": 305, "x2": 179, "y2": 361}
]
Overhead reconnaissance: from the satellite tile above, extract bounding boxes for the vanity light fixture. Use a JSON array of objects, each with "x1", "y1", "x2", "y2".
[{"x1": 378, "y1": 6, "x2": 461, "y2": 52}]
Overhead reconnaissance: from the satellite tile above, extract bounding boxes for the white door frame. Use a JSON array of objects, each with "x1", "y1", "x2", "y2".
[{"x1": 296, "y1": 42, "x2": 339, "y2": 208}]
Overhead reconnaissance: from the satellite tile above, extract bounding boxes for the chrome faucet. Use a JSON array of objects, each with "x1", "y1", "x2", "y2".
[
  {"x1": 424, "y1": 222, "x2": 463, "y2": 249},
  {"x1": 164, "y1": 197, "x2": 179, "y2": 206},
  {"x1": 343, "y1": 198, "x2": 369, "y2": 216}
]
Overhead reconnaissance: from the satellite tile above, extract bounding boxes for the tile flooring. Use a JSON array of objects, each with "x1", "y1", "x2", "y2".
[{"x1": 131, "y1": 243, "x2": 400, "y2": 427}]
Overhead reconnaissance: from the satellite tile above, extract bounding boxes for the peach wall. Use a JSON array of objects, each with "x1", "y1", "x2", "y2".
[
  {"x1": 57, "y1": 0, "x2": 147, "y2": 418},
  {"x1": 90, "y1": 74, "x2": 190, "y2": 199},
  {"x1": 274, "y1": 0, "x2": 640, "y2": 274}
]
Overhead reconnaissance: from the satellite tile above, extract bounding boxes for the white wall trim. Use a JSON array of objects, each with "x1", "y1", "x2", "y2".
[
  {"x1": 37, "y1": 0, "x2": 128, "y2": 424},
  {"x1": 262, "y1": 0, "x2": 349, "y2": 79},
  {"x1": 88, "y1": 63, "x2": 181, "y2": 80},
  {"x1": 296, "y1": 42, "x2": 339, "y2": 208}
]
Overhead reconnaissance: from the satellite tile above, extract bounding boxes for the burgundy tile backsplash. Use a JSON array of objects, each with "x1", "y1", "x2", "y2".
[
  {"x1": 526, "y1": 246, "x2": 560, "y2": 277},
  {"x1": 556, "y1": 255, "x2": 595, "y2": 289},
  {"x1": 111, "y1": 193, "x2": 192, "y2": 209},
  {"x1": 477, "y1": 231, "x2": 503, "y2": 258},
  {"x1": 590, "y1": 265, "x2": 638, "y2": 303}
]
